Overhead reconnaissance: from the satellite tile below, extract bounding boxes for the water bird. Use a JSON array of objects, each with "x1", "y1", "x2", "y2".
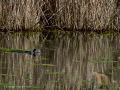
[{"x1": 25, "y1": 49, "x2": 41, "y2": 56}]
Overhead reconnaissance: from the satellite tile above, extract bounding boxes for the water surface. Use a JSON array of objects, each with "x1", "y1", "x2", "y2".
[{"x1": 0, "y1": 31, "x2": 120, "y2": 90}]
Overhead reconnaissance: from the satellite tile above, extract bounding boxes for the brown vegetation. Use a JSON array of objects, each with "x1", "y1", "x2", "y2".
[{"x1": 0, "y1": 0, "x2": 119, "y2": 31}]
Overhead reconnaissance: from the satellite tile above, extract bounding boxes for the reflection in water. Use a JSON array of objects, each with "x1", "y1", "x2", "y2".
[{"x1": 0, "y1": 32, "x2": 119, "y2": 90}]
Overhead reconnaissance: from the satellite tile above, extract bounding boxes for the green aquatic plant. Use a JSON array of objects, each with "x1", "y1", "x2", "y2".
[
  {"x1": 32, "y1": 63, "x2": 40, "y2": 65},
  {"x1": 41, "y1": 58, "x2": 49, "y2": 60},
  {"x1": 47, "y1": 72, "x2": 64, "y2": 74},
  {"x1": 25, "y1": 63, "x2": 29, "y2": 64},
  {"x1": 14, "y1": 69, "x2": 19, "y2": 71},
  {"x1": 68, "y1": 83, "x2": 83, "y2": 85},
  {"x1": 24, "y1": 72, "x2": 30, "y2": 73},
  {"x1": 0, "y1": 61, "x2": 7, "y2": 63},
  {"x1": 108, "y1": 67, "x2": 120, "y2": 71},
  {"x1": 79, "y1": 80, "x2": 89, "y2": 83},
  {"x1": 41, "y1": 64, "x2": 55, "y2": 66},
  {"x1": 54, "y1": 86, "x2": 60, "y2": 88},
  {"x1": 0, "y1": 74, "x2": 16, "y2": 77},
  {"x1": 24, "y1": 79, "x2": 33, "y2": 80},
  {"x1": 26, "y1": 30, "x2": 30, "y2": 38},
  {"x1": 0, "y1": 83, "x2": 14, "y2": 86},
  {"x1": 9, "y1": 75, "x2": 16, "y2": 77},
  {"x1": 0, "y1": 47, "x2": 6, "y2": 49},
  {"x1": 52, "y1": 29, "x2": 57, "y2": 34},
  {"x1": 10, "y1": 48, "x2": 30, "y2": 51},
  {"x1": 16, "y1": 32, "x2": 23, "y2": 34},
  {"x1": 34, "y1": 59, "x2": 38, "y2": 61},
  {"x1": 5, "y1": 52, "x2": 16, "y2": 53},
  {"x1": 89, "y1": 60, "x2": 117, "y2": 63},
  {"x1": 100, "y1": 56, "x2": 114, "y2": 59},
  {"x1": 0, "y1": 74, "x2": 7, "y2": 76},
  {"x1": 0, "y1": 67, "x2": 14, "y2": 69},
  {"x1": 74, "y1": 60, "x2": 82, "y2": 62},
  {"x1": 103, "y1": 51, "x2": 114, "y2": 53},
  {"x1": 89, "y1": 81, "x2": 94, "y2": 83},
  {"x1": 32, "y1": 86, "x2": 41, "y2": 89},
  {"x1": 8, "y1": 31, "x2": 14, "y2": 32},
  {"x1": 0, "y1": 48, "x2": 9, "y2": 52},
  {"x1": 68, "y1": 78, "x2": 79, "y2": 79}
]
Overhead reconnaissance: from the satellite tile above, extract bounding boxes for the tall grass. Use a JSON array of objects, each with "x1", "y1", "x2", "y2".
[{"x1": 0, "y1": 0, "x2": 119, "y2": 30}]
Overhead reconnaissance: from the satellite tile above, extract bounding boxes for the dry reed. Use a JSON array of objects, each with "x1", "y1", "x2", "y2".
[
  {"x1": 93, "y1": 72, "x2": 112, "y2": 89},
  {"x1": 101, "y1": 74, "x2": 109, "y2": 86},
  {"x1": 0, "y1": 0, "x2": 119, "y2": 31},
  {"x1": 93, "y1": 72, "x2": 102, "y2": 85}
]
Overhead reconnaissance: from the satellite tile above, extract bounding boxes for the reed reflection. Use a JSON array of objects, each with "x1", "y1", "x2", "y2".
[{"x1": 0, "y1": 32, "x2": 119, "y2": 90}]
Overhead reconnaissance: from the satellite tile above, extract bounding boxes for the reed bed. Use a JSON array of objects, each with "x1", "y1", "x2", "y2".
[{"x1": 0, "y1": 0, "x2": 119, "y2": 31}]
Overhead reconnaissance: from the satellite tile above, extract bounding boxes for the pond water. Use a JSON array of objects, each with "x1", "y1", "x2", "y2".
[{"x1": 0, "y1": 31, "x2": 120, "y2": 90}]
